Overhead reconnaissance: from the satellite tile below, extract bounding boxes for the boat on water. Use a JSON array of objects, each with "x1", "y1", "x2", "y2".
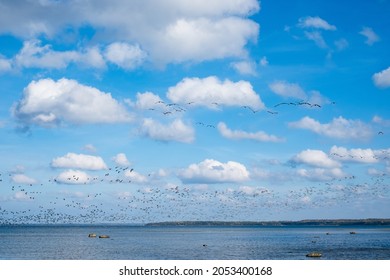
[{"x1": 306, "y1": 252, "x2": 322, "y2": 258}]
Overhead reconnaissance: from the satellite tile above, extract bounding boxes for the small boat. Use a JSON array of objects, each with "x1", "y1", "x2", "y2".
[
  {"x1": 350, "y1": 231, "x2": 357, "y2": 234},
  {"x1": 306, "y1": 252, "x2": 322, "y2": 258},
  {"x1": 99, "y1": 235, "x2": 110, "y2": 238},
  {"x1": 88, "y1": 233, "x2": 97, "y2": 238}
]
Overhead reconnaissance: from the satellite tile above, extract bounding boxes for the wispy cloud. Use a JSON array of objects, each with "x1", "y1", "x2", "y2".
[
  {"x1": 298, "y1": 16, "x2": 337, "y2": 31},
  {"x1": 217, "y1": 122, "x2": 284, "y2": 142},
  {"x1": 140, "y1": 118, "x2": 195, "y2": 143},
  {"x1": 289, "y1": 116, "x2": 373, "y2": 140},
  {"x1": 359, "y1": 27, "x2": 380, "y2": 46}
]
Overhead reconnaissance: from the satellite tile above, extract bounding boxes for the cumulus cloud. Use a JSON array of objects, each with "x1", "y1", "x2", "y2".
[
  {"x1": 112, "y1": 153, "x2": 130, "y2": 167},
  {"x1": 51, "y1": 153, "x2": 108, "y2": 170},
  {"x1": 140, "y1": 118, "x2": 195, "y2": 143},
  {"x1": 373, "y1": 66, "x2": 390, "y2": 88},
  {"x1": 269, "y1": 80, "x2": 306, "y2": 99},
  {"x1": 217, "y1": 122, "x2": 284, "y2": 142},
  {"x1": 12, "y1": 174, "x2": 37, "y2": 185},
  {"x1": 289, "y1": 116, "x2": 373, "y2": 139},
  {"x1": 13, "y1": 40, "x2": 106, "y2": 70},
  {"x1": 296, "y1": 167, "x2": 345, "y2": 181},
  {"x1": 55, "y1": 169, "x2": 92, "y2": 185},
  {"x1": 104, "y1": 42, "x2": 146, "y2": 69},
  {"x1": 330, "y1": 146, "x2": 377, "y2": 163},
  {"x1": 359, "y1": 27, "x2": 380, "y2": 46},
  {"x1": 292, "y1": 149, "x2": 341, "y2": 168},
  {"x1": 155, "y1": 17, "x2": 258, "y2": 64},
  {"x1": 298, "y1": 16, "x2": 336, "y2": 31},
  {"x1": 124, "y1": 170, "x2": 148, "y2": 184},
  {"x1": 167, "y1": 76, "x2": 265, "y2": 110},
  {"x1": 12, "y1": 78, "x2": 132, "y2": 127},
  {"x1": 0, "y1": 0, "x2": 260, "y2": 65},
  {"x1": 14, "y1": 40, "x2": 79, "y2": 69},
  {"x1": 330, "y1": 146, "x2": 390, "y2": 163},
  {"x1": 134, "y1": 92, "x2": 165, "y2": 110},
  {"x1": 179, "y1": 159, "x2": 250, "y2": 184}
]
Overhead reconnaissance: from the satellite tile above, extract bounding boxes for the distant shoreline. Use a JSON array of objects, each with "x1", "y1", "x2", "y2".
[
  {"x1": 1, "y1": 218, "x2": 390, "y2": 227},
  {"x1": 145, "y1": 219, "x2": 390, "y2": 227}
]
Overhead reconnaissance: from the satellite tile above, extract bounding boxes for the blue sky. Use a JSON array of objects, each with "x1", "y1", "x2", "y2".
[{"x1": 0, "y1": 0, "x2": 389, "y2": 224}]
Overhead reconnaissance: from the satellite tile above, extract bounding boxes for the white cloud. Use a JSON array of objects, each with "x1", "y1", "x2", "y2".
[
  {"x1": 269, "y1": 80, "x2": 306, "y2": 99},
  {"x1": 297, "y1": 168, "x2": 345, "y2": 181},
  {"x1": 292, "y1": 149, "x2": 341, "y2": 168},
  {"x1": 112, "y1": 153, "x2": 130, "y2": 167},
  {"x1": 0, "y1": 56, "x2": 12, "y2": 72},
  {"x1": 307, "y1": 90, "x2": 329, "y2": 106},
  {"x1": 179, "y1": 159, "x2": 250, "y2": 184},
  {"x1": 372, "y1": 115, "x2": 390, "y2": 126},
  {"x1": 0, "y1": 0, "x2": 260, "y2": 65},
  {"x1": 14, "y1": 191, "x2": 30, "y2": 201},
  {"x1": 230, "y1": 60, "x2": 257, "y2": 76},
  {"x1": 289, "y1": 116, "x2": 373, "y2": 139},
  {"x1": 51, "y1": 153, "x2": 108, "y2": 170},
  {"x1": 373, "y1": 66, "x2": 390, "y2": 88},
  {"x1": 104, "y1": 42, "x2": 146, "y2": 70},
  {"x1": 155, "y1": 17, "x2": 258, "y2": 64},
  {"x1": 359, "y1": 27, "x2": 380, "y2": 46},
  {"x1": 298, "y1": 16, "x2": 336, "y2": 31},
  {"x1": 304, "y1": 31, "x2": 328, "y2": 49},
  {"x1": 167, "y1": 76, "x2": 265, "y2": 110},
  {"x1": 55, "y1": 169, "x2": 92, "y2": 185},
  {"x1": 82, "y1": 144, "x2": 97, "y2": 153},
  {"x1": 124, "y1": 170, "x2": 148, "y2": 184},
  {"x1": 13, "y1": 40, "x2": 106, "y2": 70},
  {"x1": 330, "y1": 146, "x2": 378, "y2": 163},
  {"x1": 14, "y1": 40, "x2": 79, "y2": 69},
  {"x1": 217, "y1": 122, "x2": 284, "y2": 142},
  {"x1": 12, "y1": 174, "x2": 37, "y2": 185},
  {"x1": 140, "y1": 118, "x2": 195, "y2": 143},
  {"x1": 134, "y1": 92, "x2": 165, "y2": 110},
  {"x1": 12, "y1": 78, "x2": 132, "y2": 126}
]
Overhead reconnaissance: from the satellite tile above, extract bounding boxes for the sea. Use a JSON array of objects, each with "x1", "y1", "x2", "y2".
[{"x1": 0, "y1": 225, "x2": 389, "y2": 260}]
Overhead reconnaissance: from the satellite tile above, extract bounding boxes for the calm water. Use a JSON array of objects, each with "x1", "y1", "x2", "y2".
[{"x1": 0, "y1": 225, "x2": 389, "y2": 260}]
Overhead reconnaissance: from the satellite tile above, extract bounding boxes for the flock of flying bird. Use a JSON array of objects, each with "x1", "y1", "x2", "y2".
[
  {"x1": 0, "y1": 97, "x2": 388, "y2": 225},
  {"x1": 0, "y1": 157, "x2": 388, "y2": 225}
]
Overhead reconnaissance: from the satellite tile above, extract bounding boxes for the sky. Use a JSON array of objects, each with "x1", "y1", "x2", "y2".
[{"x1": 0, "y1": 0, "x2": 389, "y2": 224}]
